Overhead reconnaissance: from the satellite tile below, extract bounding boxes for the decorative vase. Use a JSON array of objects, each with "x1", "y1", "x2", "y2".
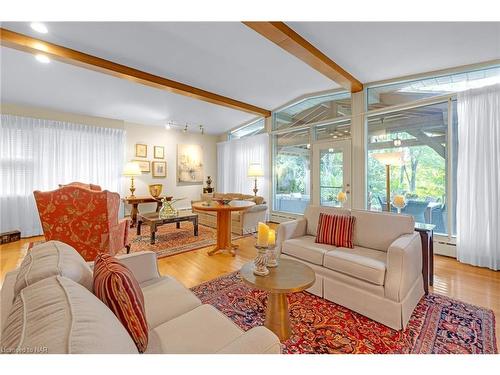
[
  {"x1": 148, "y1": 184, "x2": 163, "y2": 198},
  {"x1": 253, "y1": 245, "x2": 269, "y2": 276},
  {"x1": 159, "y1": 198, "x2": 177, "y2": 218},
  {"x1": 266, "y1": 246, "x2": 279, "y2": 268},
  {"x1": 206, "y1": 176, "x2": 212, "y2": 188}
]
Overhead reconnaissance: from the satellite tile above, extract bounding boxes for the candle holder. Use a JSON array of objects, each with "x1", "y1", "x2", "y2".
[
  {"x1": 266, "y1": 245, "x2": 279, "y2": 268},
  {"x1": 253, "y1": 245, "x2": 269, "y2": 276}
]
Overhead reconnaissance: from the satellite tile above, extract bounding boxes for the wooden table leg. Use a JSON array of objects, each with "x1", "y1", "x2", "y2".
[
  {"x1": 265, "y1": 292, "x2": 292, "y2": 342},
  {"x1": 150, "y1": 223, "x2": 157, "y2": 245},
  {"x1": 130, "y1": 203, "x2": 139, "y2": 228},
  {"x1": 429, "y1": 230, "x2": 434, "y2": 286},
  {"x1": 193, "y1": 217, "x2": 199, "y2": 236},
  {"x1": 208, "y1": 210, "x2": 233, "y2": 256},
  {"x1": 176, "y1": 222, "x2": 180, "y2": 229},
  {"x1": 419, "y1": 231, "x2": 430, "y2": 295},
  {"x1": 136, "y1": 219, "x2": 142, "y2": 235}
]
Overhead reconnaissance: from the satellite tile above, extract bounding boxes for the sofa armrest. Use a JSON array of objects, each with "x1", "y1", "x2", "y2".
[
  {"x1": 245, "y1": 204, "x2": 268, "y2": 213},
  {"x1": 276, "y1": 218, "x2": 307, "y2": 253},
  {"x1": 217, "y1": 326, "x2": 281, "y2": 354},
  {"x1": 385, "y1": 232, "x2": 422, "y2": 302},
  {"x1": 115, "y1": 251, "x2": 160, "y2": 284}
]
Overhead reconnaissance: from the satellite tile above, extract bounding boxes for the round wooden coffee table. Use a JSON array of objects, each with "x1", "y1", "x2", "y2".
[
  {"x1": 192, "y1": 200, "x2": 255, "y2": 256},
  {"x1": 240, "y1": 258, "x2": 315, "y2": 341}
]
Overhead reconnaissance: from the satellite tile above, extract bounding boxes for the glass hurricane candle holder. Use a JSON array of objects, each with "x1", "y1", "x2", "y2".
[{"x1": 266, "y1": 245, "x2": 279, "y2": 268}]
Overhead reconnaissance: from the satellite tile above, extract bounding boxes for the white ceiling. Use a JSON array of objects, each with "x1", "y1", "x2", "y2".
[
  {"x1": 1, "y1": 22, "x2": 499, "y2": 134},
  {"x1": 288, "y1": 22, "x2": 500, "y2": 83}
]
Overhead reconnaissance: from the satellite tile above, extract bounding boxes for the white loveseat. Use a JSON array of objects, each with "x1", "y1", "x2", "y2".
[
  {"x1": 0, "y1": 241, "x2": 281, "y2": 354},
  {"x1": 276, "y1": 206, "x2": 424, "y2": 330}
]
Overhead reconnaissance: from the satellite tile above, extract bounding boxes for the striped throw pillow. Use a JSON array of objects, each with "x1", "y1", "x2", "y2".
[
  {"x1": 93, "y1": 253, "x2": 148, "y2": 353},
  {"x1": 315, "y1": 213, "x2": 356, "y2": 248}
]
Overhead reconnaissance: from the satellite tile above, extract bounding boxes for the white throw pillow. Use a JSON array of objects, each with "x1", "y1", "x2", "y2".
[
  {"x1": 1, "y1": 276, "x2": 139, "y2": 354},
  {"x1": 14, "y1": 240, "x2": 93, "y2": 296}
]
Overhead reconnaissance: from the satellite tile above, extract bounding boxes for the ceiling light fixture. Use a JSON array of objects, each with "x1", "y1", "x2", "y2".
[
  {"x1": 165, "y1": 123, "x2": 171, "y2": 130},
  {"x1": 393, "y1": 138, "x2": 402, "y2": 147},
  {"x1": 30, "y1": 22, "x2": 48, "y2": 34},
  {"x1": 199, "y1": 125, "x2": 204, "y2": 135},
  {"x1": 183, "y1": 124, "x2": 188, "y2": 133},
  {"x1": 35, "y1": 54, "x2": 50, "y2": 64}
]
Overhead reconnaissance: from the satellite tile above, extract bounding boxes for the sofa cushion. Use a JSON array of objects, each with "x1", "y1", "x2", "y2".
[
  {"x1": 14, "y1": 240, "x2": 93, "y2": 296},
  {"x1": 282, "y1": 235, "x2": 335, "y2": 266},
  {"x1": 323, "y1": 246, "x2": 387, "y2": 286},
  {"x1": 316, "y1": 213, "x2": 355, "y2": 248},
  {"x1": 1, "y1": 276, "x2": 138, "y2": 354},
  {"x1": 93, "y1": 253, "x2": 148, "y2": 353},
  {"x1": 304, "y1": 205, "x2": 351, "y2": 236},
  {"x1": 351, "y1": 210, "x2": 415, "y2": 252},
  {"x1": 152, "y1": 304, "x2": 243, "y2": 354},
  {"x1": 142, "y1": 277, "x2": 202, "y2": 329}
]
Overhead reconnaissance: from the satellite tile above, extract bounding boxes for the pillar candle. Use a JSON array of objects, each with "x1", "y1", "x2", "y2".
[
  {"x1": 257, "y1": 222, "x2": 269, "y2": 247},
  {"x1": 268, "y1": 229, "x2": 276, "y2": 246}
]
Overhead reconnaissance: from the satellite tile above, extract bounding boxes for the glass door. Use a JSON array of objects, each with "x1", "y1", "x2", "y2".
[{"x1": 312, "y1": 139, "x2": 351, "y2": 208}]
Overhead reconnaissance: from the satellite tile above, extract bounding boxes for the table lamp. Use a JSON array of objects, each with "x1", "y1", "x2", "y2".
[
  {"x1": 372, "y1": 152, "x2": 403, "y2": 212},
  {"x1": 248, "y1": 163, "x2": 264, "y2": 196},
  {"x1": 123, "y1": 162, "x2": 141, "y2": 198}
]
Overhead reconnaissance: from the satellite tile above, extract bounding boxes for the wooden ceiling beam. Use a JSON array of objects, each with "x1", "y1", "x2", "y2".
[
  {"x1": 0, "y1": 28, "x2": 271, "y2": 117},
  {"x1": 243, "y1": 22, "x2": 363, "y2": 93}
]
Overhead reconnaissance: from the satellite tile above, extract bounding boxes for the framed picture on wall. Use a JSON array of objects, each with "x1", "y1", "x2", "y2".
[
  {"x1": 152, "y1": 161, "x2": 167, "y2": 178},
  {"x1": 135, "y1": 143, "x2": 147, "y2": 158},
  {"x1": 154, "y1": 146, "x2": 165, "y2": 159},
  {"x1": 132, "y1": 159, "x2": 150, "y2": 173}
]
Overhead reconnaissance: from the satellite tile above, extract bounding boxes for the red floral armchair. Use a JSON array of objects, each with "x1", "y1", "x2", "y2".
[{"x1": 34, "y1": 186, "x2": 130, "y2": 261}]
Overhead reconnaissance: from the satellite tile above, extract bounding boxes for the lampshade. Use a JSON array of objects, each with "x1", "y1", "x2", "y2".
[
  {"x1": 123, "y1": 162, "x2": 141, "y2": 176},
  {"x1": 248, "y1": 163, "x2": 264, "y2": 177},
  {"x1": 372, "y1": 152, "x2": 404, "y2": 166}
]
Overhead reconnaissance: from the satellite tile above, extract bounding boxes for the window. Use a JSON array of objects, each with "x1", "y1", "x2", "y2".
[
  {"x1": 367, "y1": 65, "x2": 500, "y2": 111},
  {"x1": 273, "y1": 91, "x2": 351, "y2": 131},
  {"x1": 273, "y1": 129, "x2": 310, "y2": 214},
  {"x1": 314, "y1": 119, "x2": 351, "y2": 141},
  {"x1": 367, "y1": 102, "x2": 456, "y2": 235},
  {"x1": 229, "y1": 118, "x2": 265, "y2": 140}
]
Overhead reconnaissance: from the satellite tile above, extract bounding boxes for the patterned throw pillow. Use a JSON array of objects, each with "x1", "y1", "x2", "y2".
[
  {"x1": 93, "y1": 254, "x2": 148, "y2": 353},
  {"x1": 315, "y1": 213, "x2": 356, "y2": 248}
]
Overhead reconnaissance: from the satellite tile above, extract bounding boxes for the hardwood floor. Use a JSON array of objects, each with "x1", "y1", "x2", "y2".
[{"x1": 1, "y1": 233, "x2": 499, "y2": 348}]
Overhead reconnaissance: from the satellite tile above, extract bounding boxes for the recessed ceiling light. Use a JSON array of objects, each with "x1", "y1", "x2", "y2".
[
  {"x1": 35, "y1": 54, "x2": 50, "y2": 64},
  {"x1": 165, "y1": 123, "x2": 171, "y2": 130},
  {"x1": 30, "y1": 22, "x2": 48, "y2": 34}
]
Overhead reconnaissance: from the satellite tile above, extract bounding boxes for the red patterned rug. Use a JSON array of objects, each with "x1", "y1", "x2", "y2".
[{"x1": 191, "y1": 272, "x2": 497, "y2": 354}]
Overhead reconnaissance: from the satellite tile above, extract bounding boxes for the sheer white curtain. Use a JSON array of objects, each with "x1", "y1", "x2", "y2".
[
  {"x1": 0, "y1": 114, "x2": 125, "y2": 237},
  {"x1": 456, "y1": 84, "x2": 500, "y2": 270},
  {"x1": 217, "y1": 133, "x2": 270, "y2": 204}
]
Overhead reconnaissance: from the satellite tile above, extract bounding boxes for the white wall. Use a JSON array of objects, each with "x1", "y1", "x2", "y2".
[
  {"x1": 1, "y1": 103, "x2": 218, "y2": 215},
  {"x1": 123, "y1": 122, "x2": 218, "y2": 213}
]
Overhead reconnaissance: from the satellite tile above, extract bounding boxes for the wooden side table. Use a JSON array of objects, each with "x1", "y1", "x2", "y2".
[
  {"x1": 415, "y1": 222, "x2": 435, "y2": 295},
  {"x1": 122, "y1": 196, "x2": 172, "y2": 227},
  {"x1": 240, "y1": 259, "x2": 316, "y2": 342},
  {"x1": 191, "y1": 200, "x2": 255, "y2": 256}
]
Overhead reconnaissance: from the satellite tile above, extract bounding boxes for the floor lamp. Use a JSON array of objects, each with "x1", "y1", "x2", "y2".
[{"x1": 372, "y1": 152, "x2": 404, "y2": 212}]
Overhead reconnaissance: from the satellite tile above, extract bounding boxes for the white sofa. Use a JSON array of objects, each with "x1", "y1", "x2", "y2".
[
  {"x1": 0, "y1": 241, "x2": 281, "y2": 354},
  {"x1": 276, "y1": 206, "x2": 424, "y2": 330}
]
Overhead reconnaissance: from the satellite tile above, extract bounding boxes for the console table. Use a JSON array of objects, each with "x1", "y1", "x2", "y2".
[
  {"x1": 415, "y1": 222, "x2": 435, "y2": 295},
  {"x1": 122, "y1": 196, "x2": 172, "y2": 227}
]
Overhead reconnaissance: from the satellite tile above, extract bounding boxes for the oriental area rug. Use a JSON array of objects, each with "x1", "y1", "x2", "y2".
[
  {"x1": 26, "y1": 223, "x2": 244, "y2": 260},
  {"x1": 191, "y1": 271, "x2": 497, "y2": 354}
]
